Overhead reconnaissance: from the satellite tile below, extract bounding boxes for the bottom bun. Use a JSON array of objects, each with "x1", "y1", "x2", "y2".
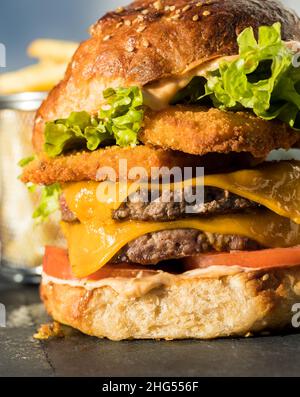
[{"x1": 41, "y1": 267, "x2": 300, "y2": 341}]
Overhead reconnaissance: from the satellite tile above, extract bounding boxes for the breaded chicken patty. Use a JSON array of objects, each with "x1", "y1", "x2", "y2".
[
  {"x1": 141, "y1": 106, "x2": 299, "y2": 158},
  {"x1": 21, "y1": 144, "x2": 262, "y2": 185}
]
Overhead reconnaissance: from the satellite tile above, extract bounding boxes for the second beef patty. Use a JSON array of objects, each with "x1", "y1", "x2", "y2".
[
  {"x1": 60, "y1": 187, "x2": 262, "y2": 265},
  {"x1": 60, "y1": 187, "x2": 260, "y2": 222}
]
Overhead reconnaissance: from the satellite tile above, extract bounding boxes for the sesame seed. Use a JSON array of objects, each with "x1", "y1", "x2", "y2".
[
  {"x1": 142, "y1": 9, "x2": 149, "y2": 15},
  {"x1": 137, "y1": 15, "x2": 144, "y2": 21},
  {"x1": 115, "y1": 6, "x2": 124, "y2": 13},
  {"x1": 125, "y1": 37, "x2": 136, "y2": 52},
  {"x1": 164, "y1": 5, "x2": 170, "y2": 11},
  {"x1": 169, "y1": 5, "x2": 176, "y2": 11},
  {"x1": 182, "y1": 5, "x2": 191, "y2": 12},
  {"x1": 176, "y1": 9, "x2": 181, "y2": 14},
  {"x1": 103, "y1": 35, "x2": 111, "y2": 41},
  {"x1": 116, "y1": 21, "x2": 124, "y2": 28},
  {"x1": 142, "y1": 38, "x2": 150, "y2": 47},
  {"x1": 124, "y1": 19, "x2": 132, "y2": 26},
  {"x1": 137, "y1": 25, "x2": 146, "y2": 33},
  {"x1": 203, "y1": 10, "x2": 211, "y2": 16},
  {"x1": 153, "y1": 0, "x2": 163, "y2": 10},
  {"x1": 262, "y1": 274, "x2": 270, "y2": 281},
  {"x1": 192, "y1": 14, "x2": 199, "y2": 21},
  {"x1": 196, "y1": 2, "x2": 202, "y2": 6},
  {"x1": 126, "y1": 44, "x2": 135, "y2": 52},
  {"x1": 171, "y1": 14, "x2": 181, "y2": 20}
]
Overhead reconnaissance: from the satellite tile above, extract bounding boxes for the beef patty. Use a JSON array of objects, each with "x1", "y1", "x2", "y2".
[
  {"x1": 113, "y1": 187, "x2": 259, "y2": 222},
  {"x1": 60, "y1": 187, "x2": 260, "y2": 223},
  {"x1": 60, "y1": 187, "x2": 262, "y2": 265},
  {"x1": 112, "y1": 229, "x2": 262, "y2": 265}
]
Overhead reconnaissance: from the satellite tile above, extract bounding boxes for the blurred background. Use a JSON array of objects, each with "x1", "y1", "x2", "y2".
[{"x1": 1, "y1": 0, "x2": 300, "y2": 72}]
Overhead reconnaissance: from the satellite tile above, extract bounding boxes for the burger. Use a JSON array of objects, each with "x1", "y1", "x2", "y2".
[{"x1": 21, "y1": 0, "x2": 300, "y2": 340}]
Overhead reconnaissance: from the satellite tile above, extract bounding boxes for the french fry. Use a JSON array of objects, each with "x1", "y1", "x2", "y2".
[
  {"x1": 0, "y1": 61, "x2": 68, "y2": 95},
  {"x1": 27, "y1": 39, "x2": 78, "y2": 63}
]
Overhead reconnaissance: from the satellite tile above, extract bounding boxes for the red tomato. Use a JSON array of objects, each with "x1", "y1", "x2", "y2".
[
  {"x1": 44, "y1": 246, "x2": 300, "y2": 281},
  {"x1": 183, "y1": 247, "x2": 300, "y2": 270},
  {"x1": 43, "y1": 246, "x2": 160, "y2": 281}
]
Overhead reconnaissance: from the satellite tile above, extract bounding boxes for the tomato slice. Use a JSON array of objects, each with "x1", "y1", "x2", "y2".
[
  {"x1": 44, "y1": 246, "x2": 300, "y2": 281},
  {"x1": 183, "y1": 247, "x2": 300, "y2": 270},
  {"x1": 43, "y1": 246, "x2": 162, "y2": 281}
]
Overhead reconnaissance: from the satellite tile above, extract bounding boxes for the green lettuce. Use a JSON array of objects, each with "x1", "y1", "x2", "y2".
[
  {"x1": 32, "y1": 183, "x2": 61, "y2": 223},
  {"x1": 173, "y1": 23, "x2": 300, "y2": 129},
  {"x1": 44, "y1": 86, "x2": 144, "y2": 157},
  {"x1": 17, "y1": 159, "x2": 61, "y2": 222},
  {"x1": 18, "y1": 156, "x2": 35, "y2": 167}
]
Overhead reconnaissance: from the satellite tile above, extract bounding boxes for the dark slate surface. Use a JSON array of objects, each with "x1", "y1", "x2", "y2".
[{"x1": 1, "y1": 279, "x2": 300, "y2": 377}]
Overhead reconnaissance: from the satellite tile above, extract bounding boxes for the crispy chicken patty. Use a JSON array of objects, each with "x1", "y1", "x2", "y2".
[
  {"x1": 21, "y1": 145, "x2": 263, "y2": 186},
  {"x1": 113, "y1": 229, "x2": 262, "y2": 265},
  {"x1": 141, "y1": 106, "x2": 299, "y2": 158}
]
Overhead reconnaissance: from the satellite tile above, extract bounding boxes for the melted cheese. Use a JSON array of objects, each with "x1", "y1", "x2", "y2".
[
  {"x1": 61, "y1": 211, "x2": 300, "y2": 278},
  {"x1": 62, "y1": 161, "x2": 300, "y2": 278},
  {"x1": 205, "y1": 161, "x2": 300, "y2": 224}
]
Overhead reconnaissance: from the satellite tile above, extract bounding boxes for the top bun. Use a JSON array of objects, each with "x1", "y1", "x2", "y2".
[{"x1": 33, "y1": 0, "x2": 300, "y2": 153}]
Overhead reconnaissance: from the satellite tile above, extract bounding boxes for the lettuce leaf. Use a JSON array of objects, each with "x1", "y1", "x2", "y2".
[
  {"x1": 18, "y1": 156, "x2": 35, "y2": 167},
  {"x1": 44, "y1": 86, "x2": 144, "y2": 157},
  {"x1": 173, "y1": 23, "x2": 300, "y2": 129},
  {"x1": 32, "y1": 183, "x2": 61, "y2": 223}
]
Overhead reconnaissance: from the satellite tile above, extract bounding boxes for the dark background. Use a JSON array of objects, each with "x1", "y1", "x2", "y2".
[{"x1": 0, "y1": 0, "x2": 299, "y2": 72}]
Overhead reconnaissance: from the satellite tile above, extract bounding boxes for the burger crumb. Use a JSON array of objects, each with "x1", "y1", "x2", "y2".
[{"x1": 34, "y1": 321, "x2": 66, "y2": 340}]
